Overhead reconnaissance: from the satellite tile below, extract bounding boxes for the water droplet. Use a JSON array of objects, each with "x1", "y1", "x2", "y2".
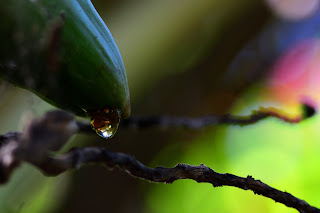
[{"x1": 89, "y1": 109, "x2": 120, "y2": 139}]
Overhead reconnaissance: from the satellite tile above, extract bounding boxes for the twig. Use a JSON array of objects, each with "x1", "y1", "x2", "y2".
[
  {"x1": 76, "y1": 103, "x2": 316, "y2": 132},
  {"x1": 0, "y1": 110, "x2": 318, "y2": 213},
  {"x1": 0, "y1": 139, "x2": 319, "y2": 213},
  {"x1": 38, "y1": 148, "x2": 318, "y2": 213}
]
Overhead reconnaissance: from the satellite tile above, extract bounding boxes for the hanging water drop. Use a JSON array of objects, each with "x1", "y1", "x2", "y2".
[{"x1": 89, "y1": 109, "x2": 121, "y2": 139}]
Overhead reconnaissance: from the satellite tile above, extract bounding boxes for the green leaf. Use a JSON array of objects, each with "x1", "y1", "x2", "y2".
[{"x1": 0, "y1": 0, "x2": 130, "y2": 118}]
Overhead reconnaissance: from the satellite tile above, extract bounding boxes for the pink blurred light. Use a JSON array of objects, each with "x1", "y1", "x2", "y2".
[
  {"x1": 265, "y1": 0, "x2": 320, "y2": 20},
  {"x1": 267, "y1": 38, "x2": 320, "y2": 109}
]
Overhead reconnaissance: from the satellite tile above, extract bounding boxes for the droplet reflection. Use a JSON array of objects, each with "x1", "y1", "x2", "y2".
[{"x1": 89, "y1": 109, "x2": 120, "y2": 139}]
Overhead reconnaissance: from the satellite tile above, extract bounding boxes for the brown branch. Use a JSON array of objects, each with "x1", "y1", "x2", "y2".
[
  {"x1": 39, "y1": 147, "x2": 318, "y2": 213},
  {"x1": 1, "y1": 142, "x2": 319, "y2": 213},
  {"x1": 0, "y1": 110, "x2": 318, "y2": 213},
  {"x1": 76, "y1": 103, "x2": 316, "y2": 133}
]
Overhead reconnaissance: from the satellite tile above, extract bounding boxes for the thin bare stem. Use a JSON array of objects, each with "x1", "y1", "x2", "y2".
[
  {"x1": 0, "y1": 110, "x2": 318, "y2": 213},
  {"x1": 77, "y1": 103, "x2": 316, "y2": 132}
]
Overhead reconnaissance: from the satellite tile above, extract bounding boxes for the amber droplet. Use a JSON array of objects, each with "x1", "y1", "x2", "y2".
[{"x1": 89, "y1": 109, "x2": 120, "y2": 139}]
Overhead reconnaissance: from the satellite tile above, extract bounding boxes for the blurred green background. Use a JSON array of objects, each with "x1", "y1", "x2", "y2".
[{"x1": 1, "y1": 0, "x2": 320, "y2": 212}]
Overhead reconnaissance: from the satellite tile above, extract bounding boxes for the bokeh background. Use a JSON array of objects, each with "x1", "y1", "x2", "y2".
[{"x1": 1, "y1": 0, "x2": 320, "y2": 212}]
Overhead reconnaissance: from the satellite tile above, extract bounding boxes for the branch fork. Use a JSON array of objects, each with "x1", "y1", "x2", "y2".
[{"x1": 0, "y1": 110, "x2": 318, "y2": 213}]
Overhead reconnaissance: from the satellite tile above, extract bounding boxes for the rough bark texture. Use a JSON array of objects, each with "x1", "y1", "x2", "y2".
[{"x1": 0, "y1": 110, "x2": 318, "y2": 213}]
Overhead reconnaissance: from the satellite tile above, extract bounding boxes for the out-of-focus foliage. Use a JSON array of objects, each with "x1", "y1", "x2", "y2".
[
  {"x1": 101, "y1": 0, "x2": 264, "y2": 100},
  {"x1": 1, "y1": 0, "x2": 320, "y2": 213},
  {"x1": 0, "y1": 164, "x2": 70, "y2": 213},
  {"x1": 146, "y1": 93, "x2": 320, "y2": 213}
]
